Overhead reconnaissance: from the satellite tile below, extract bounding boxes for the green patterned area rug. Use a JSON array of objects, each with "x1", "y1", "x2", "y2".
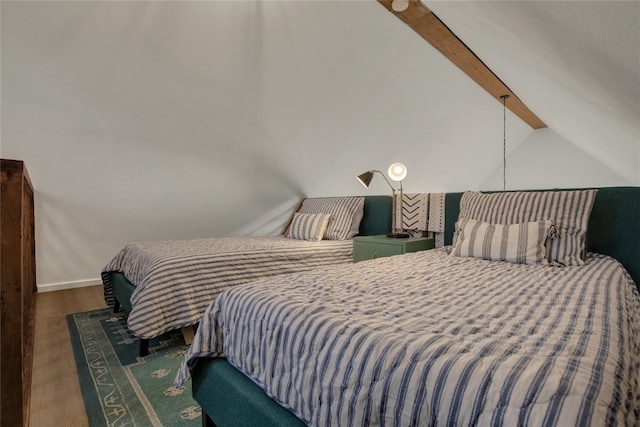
[{"x1": 67, "y1": 308, "x2": 201, "y2": 426}]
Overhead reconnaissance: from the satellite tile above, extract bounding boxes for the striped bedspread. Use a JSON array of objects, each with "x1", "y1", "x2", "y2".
[
  {"x1": 101, "y1": 235, "x2": 352, "y2": 339},
  {"x1": 176, "y1": 249, "x2": 640, "y2": 426}
]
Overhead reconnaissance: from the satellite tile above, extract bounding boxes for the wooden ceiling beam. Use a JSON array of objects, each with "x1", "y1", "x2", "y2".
[{"x1": 378, "y1": 0, "x2": 547, "y2": 129}]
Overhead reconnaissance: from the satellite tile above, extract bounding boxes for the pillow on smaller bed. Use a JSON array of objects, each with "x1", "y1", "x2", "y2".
[
  {"x1": 287, "y1": 213, "x2": 332, "y2": 241},
  {"x1": 299, "y1": 197, "x2": 365, "y2": 240},
  {"x1": 451, "y1": 218, "x2": 553, "y2": 265}
]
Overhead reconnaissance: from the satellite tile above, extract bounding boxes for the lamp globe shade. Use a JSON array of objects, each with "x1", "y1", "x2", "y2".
[{"x1": 388, "y1": 163, "x2": 407, "y2": 182}]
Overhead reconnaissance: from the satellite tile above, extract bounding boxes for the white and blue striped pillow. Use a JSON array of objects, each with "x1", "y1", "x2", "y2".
[
  {"x1": 457, "y1": 190, "x2": 597, "y2": 265},
  {"x1": 287, "y1": 213, "x2": 331, "y2": 241},
  {"x1": 451, "y1": 218, "x2": 552, "y2": 264},
  {"x1": 299, "y1": 197, "x2": 365, "y2": 240}
]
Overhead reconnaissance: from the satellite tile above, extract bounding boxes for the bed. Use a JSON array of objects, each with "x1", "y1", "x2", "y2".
[
  {"x1": 101, "y1": 195, "x2": 392, "y2": 356},
  {"x1": 175, "y1": 186, "x2": 640, "y2": 427}
]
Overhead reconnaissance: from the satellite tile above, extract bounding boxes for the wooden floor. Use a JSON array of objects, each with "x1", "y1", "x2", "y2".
[{"x1": 29, "y1": 285, "x2": 107, "y2": 427}]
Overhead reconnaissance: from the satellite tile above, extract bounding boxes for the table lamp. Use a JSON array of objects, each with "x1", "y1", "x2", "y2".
[{"x1": 357, "y1": 163, "x2": 410, "y2": 238}]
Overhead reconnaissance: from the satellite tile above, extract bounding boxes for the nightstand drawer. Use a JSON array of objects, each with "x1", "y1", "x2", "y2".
[
  {"x1": 353, "y1": 235, "x2": 434, "y2": 262},
  {"x1": 353, "y1": 241, "x2": 403, "y2": 261}
]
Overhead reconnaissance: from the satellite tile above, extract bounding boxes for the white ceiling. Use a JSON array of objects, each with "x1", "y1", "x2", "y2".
[{"x1": 425, "y1": 0, "x2": 639, "y2": 183}]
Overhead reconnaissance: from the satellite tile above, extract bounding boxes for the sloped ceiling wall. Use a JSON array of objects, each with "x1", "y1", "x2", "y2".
[
  {"x1": 425, "y1": 1, "x2": 640, "y2": 186},
  {"x1": 1, "y1": 1, "x2": 637, "y2": 288}
]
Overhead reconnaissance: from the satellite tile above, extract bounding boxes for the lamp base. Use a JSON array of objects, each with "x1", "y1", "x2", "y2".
[{"x1": 386, "y1": 232, "x2": 411, "y2": 238}]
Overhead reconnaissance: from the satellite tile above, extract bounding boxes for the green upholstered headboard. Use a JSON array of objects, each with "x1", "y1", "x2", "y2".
[
  {"x1": 444, "y1": 187, "x2": 640, "y2": 289},
  {"x1": 359, "y1": 195, "x2": 392, "y2": 236},
  {"x1": 283, "y1": 196, "x2": 392, "y2": 237}
]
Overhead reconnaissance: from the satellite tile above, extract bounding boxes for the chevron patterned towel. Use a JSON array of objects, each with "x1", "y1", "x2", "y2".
[
  {"x1": 394, "y1": 193, "x2": 428, "y2": 234},
  {"x1": 394, "y1": 193, "x2": 446, "y2": 243}
]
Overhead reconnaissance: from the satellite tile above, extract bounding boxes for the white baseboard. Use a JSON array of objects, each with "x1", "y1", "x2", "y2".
[{"x1": 38, "y1": 278, "x2": 102, "y2": 293}]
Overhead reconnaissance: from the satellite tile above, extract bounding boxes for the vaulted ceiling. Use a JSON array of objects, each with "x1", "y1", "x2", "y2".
[
  {"x1": 373, "y1": 0, "x2": 638, "y2": 184},
  {"x1": 418, "y1": 0, "x2": 639, "y2": 183},
  {"x1": 378, "y1": 0, "x2": 546, "y2": 129}
]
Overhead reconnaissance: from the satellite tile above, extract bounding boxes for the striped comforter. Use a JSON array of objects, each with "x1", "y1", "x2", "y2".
[
  {"x1": 176, "y1": 249, "x2": 640, "y2": 426},
  {"x1": 101, "y1": 235, "x2": 352, "y2": 339}
]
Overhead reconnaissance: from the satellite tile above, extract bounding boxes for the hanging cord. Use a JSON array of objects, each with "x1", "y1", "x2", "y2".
[{"x1": 500, "y1": 95, "x2": 510, "y2": 191}]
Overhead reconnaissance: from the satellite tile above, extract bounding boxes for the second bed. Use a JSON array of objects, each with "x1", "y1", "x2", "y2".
[{"x1": 101, "y1": 195, "x2": 391, "y2": 355}]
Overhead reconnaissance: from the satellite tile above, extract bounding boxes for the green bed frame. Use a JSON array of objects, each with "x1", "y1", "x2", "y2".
[
  {"x1": 191, "y1": 186, "x2": 640, "y2": 427},
  {"x1": 107, "y1": 195, "x2": 393, "y2": 356}
]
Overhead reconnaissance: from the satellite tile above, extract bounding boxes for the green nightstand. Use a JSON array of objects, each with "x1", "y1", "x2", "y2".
[{"x1": 353, "y1": 235, "x2": 434, "y2": 262}]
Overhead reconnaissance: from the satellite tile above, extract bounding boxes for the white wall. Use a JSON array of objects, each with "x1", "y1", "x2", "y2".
[
  {"x1": 1, "y1": 1, "x2": 636, "y2": 290},
  {"x1": 480, "y1": 128, "x2": 635, "y2": 190}
]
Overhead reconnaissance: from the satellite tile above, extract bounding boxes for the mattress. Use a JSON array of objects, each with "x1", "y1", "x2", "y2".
[
  {"x1": 176, "y1": 248, "x2": 640, "y2": 426},
  {"x1": 101, "y1": 235, "x2": 352, "y2": 339}
]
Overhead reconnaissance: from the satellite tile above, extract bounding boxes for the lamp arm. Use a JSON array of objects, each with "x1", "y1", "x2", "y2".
[{"x1": 372, "y1": 170, "x2": 397, "y2": 192}]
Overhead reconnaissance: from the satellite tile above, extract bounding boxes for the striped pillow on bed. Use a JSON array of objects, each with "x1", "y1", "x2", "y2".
[
  {"x1": 456, "y1": 190, "x2": 597, "y2": 266},
  {"x1": 287, "y1": 213, "x2": 332, "y2": 241},
  {"x1": 451, "y1": 218, "x2": 552, "y2": 264},
  {"x1": 298, "y1": 197, "x2": 365, "y2": 240}
]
